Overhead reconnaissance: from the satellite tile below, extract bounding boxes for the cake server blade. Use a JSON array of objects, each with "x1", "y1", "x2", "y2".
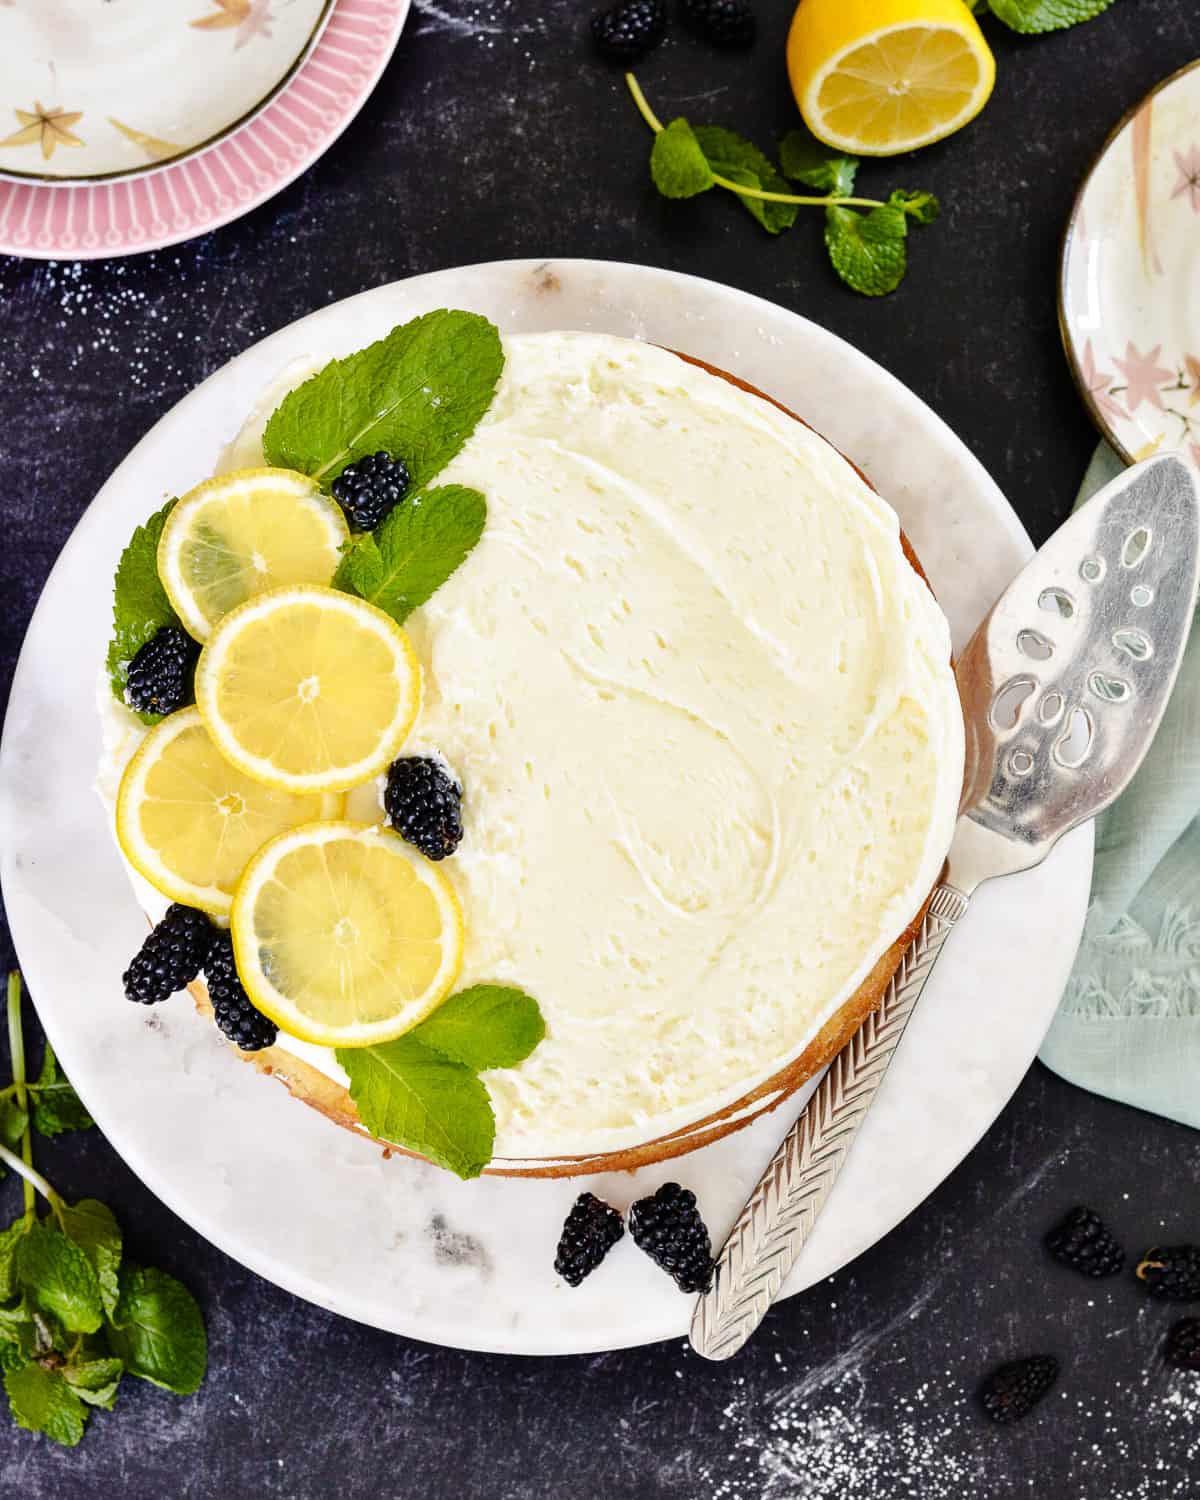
[{"x1": 690, "y1": 453, "x2": 1200, "y2": 1361}]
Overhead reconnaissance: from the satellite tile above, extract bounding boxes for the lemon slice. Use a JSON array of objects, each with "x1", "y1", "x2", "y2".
[
  {"x1": 195, "y1": 584, "x2": 421, "y2": 795},
  {"x1": 231, "y1": 821, "x2": 463, "y2": 1047},
  {"x1": 116, "y1": 707, "x2": 340, "y2": 917},
  {"x1": 157, "y1": 468, "x2": 348, "y2": 641},
  {"x1": 787, "y1": 0, "x2": 994, "y2": 156}
]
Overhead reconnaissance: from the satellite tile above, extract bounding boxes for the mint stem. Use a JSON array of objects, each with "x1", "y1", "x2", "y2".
[
  {"x1": 6, "y1": 973, "x2": 37, "y2": 1225},
  {"x1": 624, "y1": 73, "x2": 886, "y2": 212},
  {"x1": 0, "y1": 1141, "x2": 63, "y2": 1224}
]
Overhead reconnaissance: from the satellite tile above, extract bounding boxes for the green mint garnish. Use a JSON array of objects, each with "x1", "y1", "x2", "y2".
[
  {"x1": 985, "y1": 0, "x2": 1113, "y2": 32},
  {"x1": 824, "y1": 203, "x2": 910, "y2": 299},
  {"x1": 409, "y1": 985, "x2": 545, "y2": 1073},
  {"x1": 106, "y1": 1266, "x2": 207, "y2": 1396},
  {"x1": 626, "y1": 75, "x2": 939, "y2": 297},
  {"x1": 337, "y1": 983, "x2": 546, "y2": 1179},
  {"x1": 339, "y1": 1036, "x2": 495, "y2": 1180},
  {"x1": 650, "y1": 118, "x2": 716, "y2": 199},
  {"x1": 693, "y1": 125, "x2": 799, "y2": 234},
  {"x1": 333, "y1": 483, "x2": 487, "y2": 626},
  {"x1": 3, "y1": 1362, "x2": 87, "y2": 1448},
  {"x1": 0, "y1": 974, "x2": 207, "y2": 1445},
  {"x1": 16, "y1": 1224, "x2": 104, "y2": 1335},
  {"x1": 29, "y1": 1042, "x2": 93, "y2": 1138},
  {"x1": 779, "y1": 127, "x2": 857, "y2": 198},
  {"x1": 262, "y1": 309, "x2": 505, "y2": 492},
  {"x1": 105, "y1": 498, "x2": 180, "y2": 720}
]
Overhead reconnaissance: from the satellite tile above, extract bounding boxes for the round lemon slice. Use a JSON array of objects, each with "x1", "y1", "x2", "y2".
[
  {"x1": 231, "y1": 821, "x2": 464, "y2": 1047},
  {"x1": 195, "y1": 584, "x2": 421, "y2": 795},
  {"x1": 115, "y1": 708, "x2": 340, "y2": 917},
  {"x1": 787, "y1": 0, "x2": 995, "y2": 157},
  {"x1": 157, "y1": 468, "x2": 348, "y2": 641}
]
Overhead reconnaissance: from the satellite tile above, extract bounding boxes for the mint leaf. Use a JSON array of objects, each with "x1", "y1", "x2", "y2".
[
  {"x1": 413, "y1": 985, "x2": 545, "y2": 1072},
  {"x1": 693, "y1": 126, "x2": 798, "y2": 234},
  {"x1": 889, "y1": 188, "x2": 940, "y2": 225},
  {"x1": 105, "y1": 499, "x2": 180, "y2": 718},
  {"x1": 58, "y1": 1201, "x2": 121, "y2": 1320},
  {"x1": 0, "y1": 1220, "x2": 26, "y2": 1303},
  {"x1": 262, "y1": 310, "x2": 504, "y2": 492},
  {"x1": 338, "y1": 1036, "x2": 495, "y2": 1180},
  {"x1": 333, "y1": 484, "x2": 486, "y2": 625},
  {"x1": 987, "y1": 0, "x2": 1113, "y2": 32},
  {"x1": 16, "y1": 1224, "x2": 103, "y2": 1335},
  {"x1": 108, "y1": 1265, "x2": 206, "y2": 1395},
  {"x1": 63, "y1": 1357, "x2": 123, "y2": 1411},
  {"x1": 824, "y1": 204, "x2": 908, "y2": 296},
  {"x1": 4, "y1": 1361, "x2": 87, "y2": 1447},
  {"x1": 650, "y1": 118, "x2": 715, "y2": 199},
  {"x1": 30, "y1": 1042, "x2": 93, "y2": 1137},
  {"x1": 779, "y1": 128, "x2": 858, "y2": 197}
]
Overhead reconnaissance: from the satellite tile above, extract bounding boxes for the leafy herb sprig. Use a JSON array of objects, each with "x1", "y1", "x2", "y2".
[
  {"x1": 0, "y1": 974, "x2": 206, "y2": 1446},
  {"x1": 626, "y1": 75, "x2": 939, "y2": 297}
]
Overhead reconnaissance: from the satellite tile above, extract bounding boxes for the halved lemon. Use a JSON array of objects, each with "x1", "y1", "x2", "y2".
[
  {"x1": 158, "y1": 468, "x2": 348, "y2": 641},
  {"x1": 195, "y1": 584, "x2": 421, "y2": 795},
  {"x1": 231, "y1": 821, "x2": 464, "y2": 1047},
  {"x1": 115, "y1": 707, "x2": 340, "y2": 917},
  {"x1": 787, "y1": 0, "x2": 995, "y2": 156}
]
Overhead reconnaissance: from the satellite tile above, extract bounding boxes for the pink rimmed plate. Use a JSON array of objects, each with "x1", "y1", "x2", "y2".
[{"x1": 0, "y1": 0, "x2": 410, "y2": 260}]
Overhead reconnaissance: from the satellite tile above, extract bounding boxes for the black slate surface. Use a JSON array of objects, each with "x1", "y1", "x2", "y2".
[{"x1": 3, "y1": 2, "x2": 1200, "y2": 1495}]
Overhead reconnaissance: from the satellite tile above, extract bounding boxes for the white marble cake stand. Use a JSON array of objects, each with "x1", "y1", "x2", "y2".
[{"x1": 0, "y1": 261, "x2": 1092, "y2": 1355}]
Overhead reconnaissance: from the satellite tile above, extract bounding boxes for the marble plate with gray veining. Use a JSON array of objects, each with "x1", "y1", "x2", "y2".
[{"x1": 0, "y1": 261, "x2": 1092, "y2": 1354}]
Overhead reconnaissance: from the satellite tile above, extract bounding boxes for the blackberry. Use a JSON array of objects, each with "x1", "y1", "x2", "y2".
[
  {"x1": 123, "y1": 904, "x2": 213, "y2": 1005},
  {"x1": 203, "y1": 929, "x2": 277, "y2": 1053},
  {"x1": 1136, "y1": 1245, "x2": 1200, "y2": 1302},
  {"x1": 1045, "y1": 1206, "x2": 1125, "y2": 1278},
  {"x1": 977, "y1": 1356, "x2": 1059, "y2": 1424},
  {"x1": 1164, "y1": 1318, "x2": 1200, "y2": 1372},
  {"x1": 554, "y1": 1193, "x2": 625, "y2": 1287},
  {"x1": 125, "y1": 626, "x2": 199, "y2": 717},
  {"x1": 331, "y1": 451, "x2": 410, "y2": 532},
  {"x1": 681, "y1": 0, "x2": 755, "y2": 48},
  {"x1": 384, "y1": 757, "x2": 463, "y2": 861},
  {"x1": 591, "y1": 1, "x2": 666, "y2": 63},
  {"x1": 628, "y1": 1181, "x2": 713, "y2": 1293}
]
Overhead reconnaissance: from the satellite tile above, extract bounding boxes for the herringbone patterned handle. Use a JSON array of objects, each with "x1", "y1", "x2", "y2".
[{"x1": 690, "y1": 884, "x2": 970, "y2": 1361}]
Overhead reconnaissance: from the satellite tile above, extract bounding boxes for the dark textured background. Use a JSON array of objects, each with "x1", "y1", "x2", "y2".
[{"x1": 2, "y1": 1, "x2": 1200, "y2": 1495}]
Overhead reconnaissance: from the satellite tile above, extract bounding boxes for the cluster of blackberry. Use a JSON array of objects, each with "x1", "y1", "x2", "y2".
[
  {"x1": 123, "y1": 903, "x2": 276, "y2": 1053},
  {"x1": 591, "y1": 0, "x2": 755, "y2": 65},
  {"x1": 554, "y1": 1182, "x2": 713, "y2": 1293},
  {"x1": 977, "y1": 1206, "x2": 1200, "y2": 1423}
]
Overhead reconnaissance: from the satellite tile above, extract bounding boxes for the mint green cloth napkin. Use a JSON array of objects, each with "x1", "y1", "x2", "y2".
[{"x1": 1038, "y1": 444, "x2": 1200, "y2": 1128}]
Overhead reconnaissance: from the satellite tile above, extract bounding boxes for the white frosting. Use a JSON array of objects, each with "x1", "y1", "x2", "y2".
[{"x1": 98, "y1": 331, "x2": 963, "y2": 1160}]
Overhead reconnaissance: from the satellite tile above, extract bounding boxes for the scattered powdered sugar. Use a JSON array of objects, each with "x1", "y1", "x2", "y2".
[{"x1": 679, "y1": 1332, "x2": 1199, "y2": 1498}]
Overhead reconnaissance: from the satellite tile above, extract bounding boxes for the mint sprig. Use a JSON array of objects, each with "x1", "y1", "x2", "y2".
[
  {"x1": 262, "y1": 309, "x2": 505, "y2": 492},
  {"x1": 0, "y1": 974, "x2": 206, "y2": 1446},
  {"x1": 627, "y1": 77, "x2": 939, "y2": 297},
  {"x1": 980, "y1": 0, "x2": 1114, "y2": 32},
  {"x1": 333, "y1": 483, "x2": 487, "y2": 626},
  {"x1": 105, "y1": 498, "x2": 180, "y2": 720},
  {"x1": 337, "y1": 984, "x2": 544, "y2": 1179}
]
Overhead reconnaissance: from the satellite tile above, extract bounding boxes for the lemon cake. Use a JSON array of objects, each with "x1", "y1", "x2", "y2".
[{"x1": 99, "y1": 322, "x2": 963, "y2": 1176}]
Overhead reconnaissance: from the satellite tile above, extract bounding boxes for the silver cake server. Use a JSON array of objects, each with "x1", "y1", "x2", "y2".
[{"x1": 691, "y1": 453, "x2": 1200, "y2": 1361}]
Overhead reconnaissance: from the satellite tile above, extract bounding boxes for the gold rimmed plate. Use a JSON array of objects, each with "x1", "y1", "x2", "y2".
[
  {"x1": 0, "y1": 0, "x2": 334, "y2": 185},
  {"x1": 1060, "y1": 58, "x2": 1200, "y2": 470}
]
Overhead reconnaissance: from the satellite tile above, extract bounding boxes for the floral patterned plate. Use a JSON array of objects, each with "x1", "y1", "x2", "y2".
[
  {"x1": 0, "y1": 0, "x2": 410, "y2": 260},
  {"x1": 0, "y1": 0, "x2": 333, "y2": 184},
  {"x1": 1060, "y1": 59, "x2": 1200, "y2": 469}
]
